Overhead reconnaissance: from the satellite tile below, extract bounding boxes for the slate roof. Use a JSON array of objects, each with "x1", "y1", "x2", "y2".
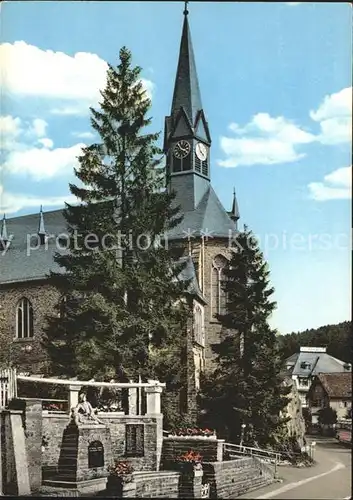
[
  {"x1": 0, "y1": 209, "x2": 67, "y2": 285},
  {"x1": 316, "y1": 372, "x2": 352, "y2": 399},
  {"x1": 286, "y1": 350, "x2": 348, "y2": 377},
  {"x1": 176, "y1": 255, "x2": 207, "y2": 304},
  {"x1": 167, "y1": 185, "x2": 237, "y2": 241},
  {"x1": 171, "y1": 11, "x2": 202, "y2": 126},
  {"x1": 0, "y1": 208, "x2": 211, "y2": 298}
]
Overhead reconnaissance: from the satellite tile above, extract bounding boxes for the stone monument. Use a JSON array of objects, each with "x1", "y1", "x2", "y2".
[{"x1": 42, "y1": 393, "x2": 113, "y2": 495}]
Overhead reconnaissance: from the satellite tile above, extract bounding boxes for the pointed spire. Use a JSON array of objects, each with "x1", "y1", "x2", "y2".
[
  {"x1": 1, "y1": 214, "x2": 8, "y2": 241},
  {"x1": 38, "y1": 205, "x2": 47, "y2": 244},
  {"x1": 171, "y1": 3, "x2": 202, "y2": 126},
  {"x1": 0, "y1": 214, "x2": 8, "y2": 246},
  {"x1": 230, "y1": 188, "x2": 240, "y2": 223}
]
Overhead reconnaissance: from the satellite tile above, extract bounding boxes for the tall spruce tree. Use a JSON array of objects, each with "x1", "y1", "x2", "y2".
[
  {"x1": 43, "y1": 47, "x2": 190, "y2": 389},
  {"x1": 200, "y1": 227, "x2": 291, "y2": 447}
]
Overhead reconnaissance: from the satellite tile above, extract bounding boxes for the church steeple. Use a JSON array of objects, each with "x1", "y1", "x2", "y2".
[
  {"x1": 171, "y1": 4, "x2": 202, "y2": 126},
  {"x1": 229, "y1": 188, "x2": 240, "y2": 230},
  {"x1": 165, "y1": 4, "x2": 212, "y2": 212}
]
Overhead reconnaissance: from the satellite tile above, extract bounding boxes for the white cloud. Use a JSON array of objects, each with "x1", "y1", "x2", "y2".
[
  {"x1": 0, "y1": 115, "x2": 22, "y2": 137},
  {"x1": 1, "y1": 114, "x2": 85, "y2": 180},
  {"x1": 0, "y1": 115, "x2": 22, "y2": 151},
  {"x1": 72, "y1": 131, "x2": 96, "y2": 139},
  {"x1": 30, "y1": 118, "x2": 47, "y2": 138},
  {"x1": 310, "y1": 87, "x2": 352, "y2": 145},
  {"x1": 308, "y1": 166, "x2": 352, "y2": 201},
  {"x1": 38, "y1": 138, "x2": 54, "y2": 148},
  {"x1": 219, "y1": 87, "x2": 351, "y2": 168},
  {"x1": 0, "y1": 41, "x2": 154, "y2": 115},
  {"x1": 3, "y1": 142, "x2": 85, "y2": 181},
  {"x1": 0, "y1": 183, "x2": 77, "y2": 214},
  {"x1": 1, "y1": 116, "x2": 51, "y2": 152},
  {"x1": 310, "y1": 88, "x2": 351, "y2": 122},
  {"x1": 218, "y1": 113, "x2": 315, "y2": 167}
]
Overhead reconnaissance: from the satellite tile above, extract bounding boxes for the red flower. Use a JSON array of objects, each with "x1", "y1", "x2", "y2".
[
  {"x1": 176, "y1": 450, "x2": 202, "y2": 464},
  {"x1": 108, "y1": 460, "x2": 134, "y2": 477}
]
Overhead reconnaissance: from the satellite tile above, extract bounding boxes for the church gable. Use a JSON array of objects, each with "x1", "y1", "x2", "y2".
[
  {"x1": 194, "y1": 111, "x2": 211, "y2": 143},
  {"x1": 170, "y1": 108, "x2": 194, "y2": 139}
]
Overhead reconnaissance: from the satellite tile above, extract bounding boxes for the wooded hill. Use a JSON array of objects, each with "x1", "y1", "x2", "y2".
[{"x1": 277, "y1": 321, "x2": 352, "y2": 363}]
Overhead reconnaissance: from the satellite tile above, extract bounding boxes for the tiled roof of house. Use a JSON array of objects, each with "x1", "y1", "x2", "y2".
[
  {"x1": 317, "y1": 372, "x2": 352, "y2": 399},
  {"x1": 286, "y1": 349, "x2": 348, "y2": 376}
]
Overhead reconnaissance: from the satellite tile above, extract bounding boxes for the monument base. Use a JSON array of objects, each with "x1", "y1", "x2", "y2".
[
  {"x1": 41, "y1": 477, "x2": 108, "y2": 496},
  {"x1": 58, "y1": 421, "x2": 113, "y2": 483}
]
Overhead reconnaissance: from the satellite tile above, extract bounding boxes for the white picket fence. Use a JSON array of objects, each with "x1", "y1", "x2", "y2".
[{"x1": 0, "y1": 368, "x2": 17, "y2": 408}]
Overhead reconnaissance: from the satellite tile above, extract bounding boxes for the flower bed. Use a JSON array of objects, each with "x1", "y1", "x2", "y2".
[
  {"x1": 42, "y1": 401, "x2": 67, "y2": 413},
  {"x1": 169, "y1": 427, "x2": 216, "y2": 438},
  {"x1": 106, "y1": 460, "x2": 135, "y2": 496},
  {"x1": 171, "y1": 450, "x2": 203, "y2": 474}
]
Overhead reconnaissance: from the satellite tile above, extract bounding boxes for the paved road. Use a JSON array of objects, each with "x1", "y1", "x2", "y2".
[{"x1": 238, "y1": 436, "x2": 351, "y2": 499}]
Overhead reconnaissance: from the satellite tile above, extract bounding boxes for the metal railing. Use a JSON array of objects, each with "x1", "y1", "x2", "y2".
[{"x1": 223, "y1": 442, "x2": 281, "y2": 476}]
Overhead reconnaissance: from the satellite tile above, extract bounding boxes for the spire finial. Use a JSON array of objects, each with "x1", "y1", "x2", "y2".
[
  {"x1": 184, "y1": 0, "x2": 189, "y2": 16},
  {"x1": 1, "y1": 213, "x2": 8, "y2": 243},
  {"x1": 38, "y1": 205, "x2": 46, "y2": 243},
  {"x1": 230, "y1": 188, "x2": 240, "y2": 225}
]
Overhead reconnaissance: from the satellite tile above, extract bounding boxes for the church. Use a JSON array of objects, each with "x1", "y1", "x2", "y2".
[{"x1": 0, "y1": 7, "x2": 240, "y2": 413}]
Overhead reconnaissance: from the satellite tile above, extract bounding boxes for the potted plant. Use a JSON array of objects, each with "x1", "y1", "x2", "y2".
[{"x1": 107, "y1": 460, "x2": 134, "y2": 496}]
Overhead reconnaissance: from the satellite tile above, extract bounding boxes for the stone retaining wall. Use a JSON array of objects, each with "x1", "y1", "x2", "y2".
[
  {"x1": 203, "y1": 457, "x2": 274, "y2": 498},
  {"x1": 162, "y1": 436, "x2": 224, "y2": 464},
  {"x1": 134, "y1": 471, "x2": 180, "y2": 498}
]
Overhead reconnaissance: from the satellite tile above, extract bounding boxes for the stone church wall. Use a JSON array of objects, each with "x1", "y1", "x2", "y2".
[
  {"x1": 200, "y1": 239, "x2": 233, "y2": 368},
  {"x1": 0, "y1": 280, "x2": 60, "y2": 373}
]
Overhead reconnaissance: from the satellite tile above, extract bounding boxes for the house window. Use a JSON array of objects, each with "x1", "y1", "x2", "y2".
[
  {"x1": 16, "y1": 298, "x2": 34, "y2": 339},
  {"x1": 312, "y1": 398, "x2": 324, "y2": 407},
  {"x1": 300, "y1": 395, "x2": 307, "y2": 406},
  {"x1": 298, "y1": 378, "x2": 309, "y2": 387},
  {"x1": 211, "y1": 255, "x2": 228, "y2": 318}
]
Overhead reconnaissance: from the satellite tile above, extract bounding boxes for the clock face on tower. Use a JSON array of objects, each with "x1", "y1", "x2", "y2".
[
  {"x1": 173, "y1": 140, "x2": 191, "y2": 159},
  {"x1": 195, "y1": 142, "x2": 207, "y2": 161}
]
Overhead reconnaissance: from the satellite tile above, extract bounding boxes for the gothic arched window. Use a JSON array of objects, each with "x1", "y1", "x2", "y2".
[
  {"x1": 211, "y1": 255, "x2": 228, "y2": 319},
  {"x1": 16, "y1": 298, "x2": 34, "y2": 339},
  {"x1": 194, "y1": 305, "x2": 204, "y2": 346},
  {"x1": 58, "y1": 295, "x2": 67, "y2": 319}
]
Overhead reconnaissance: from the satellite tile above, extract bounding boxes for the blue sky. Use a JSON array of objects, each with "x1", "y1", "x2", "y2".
[{"x1": 0, "y1": 1, "x2": 351, "y2": 334}]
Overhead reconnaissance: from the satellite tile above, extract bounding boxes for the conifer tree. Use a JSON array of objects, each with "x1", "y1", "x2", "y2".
[
  {"x1": 200, "y1": 227, "x2": 290, "y2": 447},
  {"x1": 43, "y1": 47, "x2": 190, "y2": 387}
]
